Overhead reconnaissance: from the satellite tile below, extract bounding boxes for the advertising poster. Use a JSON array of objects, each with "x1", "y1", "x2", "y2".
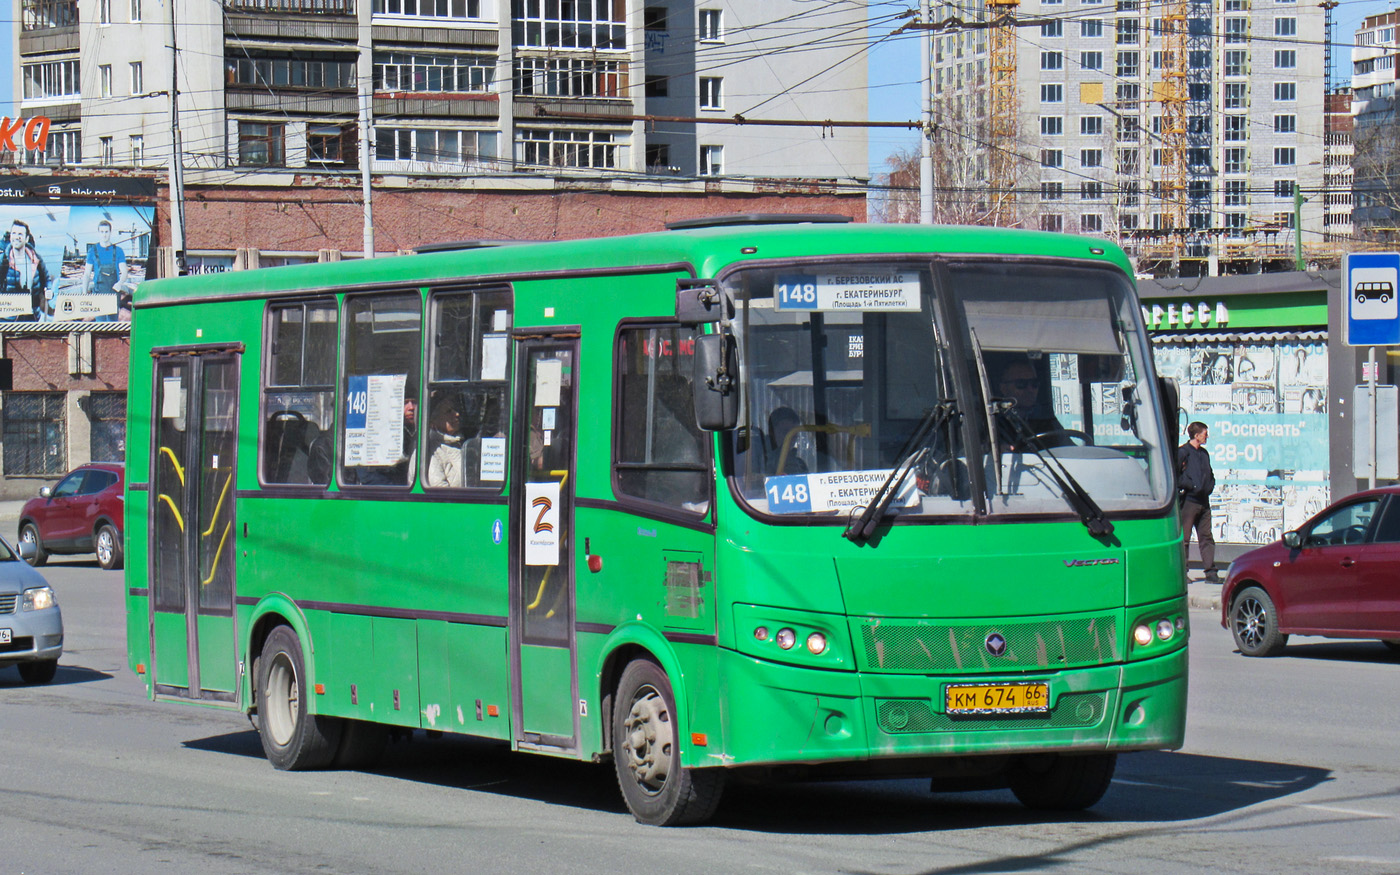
[
  {"x1": 0, "y1": 203, "x2": 152, "y2": 323},
  {"x1": 1154, "y1": 336, "x2": 1330, "y2": 545}
]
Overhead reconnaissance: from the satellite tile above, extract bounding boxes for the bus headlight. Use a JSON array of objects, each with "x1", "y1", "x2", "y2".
[
  {"x1": 775, "y1": 628, "x2": 796, "y2": 650},
  {"x1": 1155, "y1": 619, "x2": 1175, "y2": 641},
  {"x1": 806, "y1": 632, "x2": 828, "y2": 654},
  {"x1": 1133, "y1": 624, "x2": 1153, "y2": 646}
]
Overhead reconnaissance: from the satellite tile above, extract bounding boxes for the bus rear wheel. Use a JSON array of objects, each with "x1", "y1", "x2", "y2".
[
  {"x1": 1008, "y1": 752, "x2": 1116, "y2": 811},
  {"x1": 613, "y1": 659, "x2": 724, "y2": 826},
  {"x1": 256, "y1": 625, "x2": 342, "y2": 770}
]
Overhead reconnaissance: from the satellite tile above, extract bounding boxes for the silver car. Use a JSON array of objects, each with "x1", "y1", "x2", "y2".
[{"x1": 0, "y1": 537, "x2": 63, "y2": 684}]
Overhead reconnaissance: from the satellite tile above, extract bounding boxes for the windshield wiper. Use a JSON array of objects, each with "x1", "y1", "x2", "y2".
[
  {"x1": 844, "y1": 400, "x2": 957, "y2": 544},
  {"x1": 996, "y1": 406, "x2": 1115, "y2": 537}
]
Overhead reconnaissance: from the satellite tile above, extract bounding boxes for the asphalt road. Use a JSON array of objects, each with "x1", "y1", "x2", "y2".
[{"x1": 2, "y1": 559, "x2": 1398, "y2": 875}]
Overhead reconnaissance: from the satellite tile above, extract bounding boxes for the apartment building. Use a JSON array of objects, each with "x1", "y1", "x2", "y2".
[
  {"x1": 12, "y1": 0, "x2": 868, "y2": 260},
  {"x1": 1351, "y1": 8, "x2": 1400, "y2": 235},
  {"x1": 931, "y1": 0, "x2": 1327, "y2": 274}
]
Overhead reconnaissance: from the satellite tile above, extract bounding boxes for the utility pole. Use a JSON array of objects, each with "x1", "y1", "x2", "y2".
[
  {"x1": 1294, "y1": 182, "x2": 1307, "y2": 270},
  {"x1": 167, "y1": 2, "x2": 186, "y2": 276},
  {"x1": 920, "y1": 0, "x2": 934, "y2": 224},
  {"x1": 358, "y1": 2, "x2": 375, "y2": 258}
]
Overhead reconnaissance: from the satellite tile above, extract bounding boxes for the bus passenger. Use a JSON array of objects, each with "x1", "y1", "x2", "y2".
[{"x1": 426, "y1": 394, "x2": 465, "y2": 488}]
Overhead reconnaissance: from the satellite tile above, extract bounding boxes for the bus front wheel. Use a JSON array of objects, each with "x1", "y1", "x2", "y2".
[
  {"x1": 256, "y1": 625, "x2": 342, "y2": 770},
  {"x1": 1008, "y1": 752, "x2": 1116, "y2": 810},
  {"x1": 612, "y1": 659, "x2": 724, "y2": 826}
]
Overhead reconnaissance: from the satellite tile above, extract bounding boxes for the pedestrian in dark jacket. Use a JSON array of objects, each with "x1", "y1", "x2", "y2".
[{"x1": 1177, "y1": 421, "x2": 1218, "y2": 582}]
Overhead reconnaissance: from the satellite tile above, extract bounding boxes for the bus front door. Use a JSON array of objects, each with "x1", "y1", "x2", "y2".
[
  {"x1": 509, "y1": 335, "x2": 579, "y2": 753},
  {"x1": 148, "y1": 352, "x2": 240, "y2": 703}
]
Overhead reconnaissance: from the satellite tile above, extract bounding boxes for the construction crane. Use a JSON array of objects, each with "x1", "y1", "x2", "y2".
[
  {"x1": 1157, "y1": 0, "x2": 1190, "y2": 260},
  {"x1": 987, "y1": 0, "x2": 1020, "y2": 225}
]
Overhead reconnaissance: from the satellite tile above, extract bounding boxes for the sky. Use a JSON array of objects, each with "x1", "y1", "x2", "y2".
[{"x1": 867, "y1": 0, "x2": 1398, "y2": 180}]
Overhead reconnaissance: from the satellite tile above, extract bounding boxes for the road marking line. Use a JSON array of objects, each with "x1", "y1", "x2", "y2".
[{"x1": 1301, "y1": 804, "x2": 1392, "y2": 819}]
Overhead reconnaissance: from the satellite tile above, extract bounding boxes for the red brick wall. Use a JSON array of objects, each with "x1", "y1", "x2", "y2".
[{"x1": 5, "y1": 335, "x2": 129, "y2": 392}]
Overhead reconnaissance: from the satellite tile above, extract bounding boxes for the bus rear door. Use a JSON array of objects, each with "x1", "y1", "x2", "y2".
[
  {"x1": 509, "y1": 333, "x2": 580, "y2": 753},
  {"x1": 148, "y1": 349, "x2": 241, "y2": 703}
]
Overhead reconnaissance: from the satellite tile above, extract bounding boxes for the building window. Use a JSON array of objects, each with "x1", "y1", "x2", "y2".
[
  {"x1": 645, "y1": 75, "x2": 668, "y2": 97},
  {"x1": 1224, "y1": 148, "x2": 1246, "y2": 173},
  {"x1": 614, "y1": 324, "x2": 708, "y2": 512},
  {"x1": 1081, "y1": 19, "x2": 1103, "y2": 37},
  {"x1": 1275, "y1": 50, "x2": 1296, "y2": 69},
  {"x1": 1081, "y1": 181, "x2": 1104, "y2": 199},
  {"x1": 1274, "y1": 179, "x2": 1296, "y2": 197},
  {"x1": 699, "y1": 76, "x2": 722, "y2": 109},
  {"x1": 89, "y1": 392, "x2": 128, "y2": 463},
  {"x1": 1276, "y1": 17, "x2": 1296, "y2": 36},
  {"x1": 1274, "y1": 147, "x2": 1296, "y2": 166},
  {"x1": 373, "y1": 0, "x2": 482, "y2": 19},
  {"x1": 644, "y1": 6, "x2": 666, "y2": 30},
  {"x1": 1224, "y1": 212, "x2": 1246, "y2": 229},
  {"x1": 23, "y1": 0, "x2": 79, "y2": 30},
  {"x1": 512, "y1": 0, "x2": 624, "y2": 49},
  {"x1": 1224, "y1": 51, "x2": 1247, "y2": 77},
  {"x1": 1224, "y1": 179, "x2": 1247, "y2": 205},
  {"x1": 1080, "y1": 51, "x2": 1102, "y2": 70},
  {"x1": 1189, "y1": 179, "x2": 1211, "y2": 201},
  {"x1": 2, "y1": 393, "x2": 67, "y2": 476},
  {"x1": 700, "y1": 144, "x2": 722, "y2": 176},
  {"x1": 699, "y1": 9, "x2": 722, "y2": 41},
  {"x1": 130, "y1": 135, "x2": 143, "y2": 165},
  {"x1": 1041, "y1": 83, "x2": 1063, "y2": 102},
  {"x1": 25, "y1": 128, "x2": 80, "y2": 166},
  {"x1": 1040, "y1": 214, "x2": 1064, "y2": 232},
  {"x1": 1188, "y1": 147, "x2": 1210, "y2": 166},
  {"x1": 373, "y1": 52, "x2": 489, "y2": 93},
  {"x1": 129, "y1": 61, "x2": 143, "y2": 96},
  {"x1": 1224, "y1": 82, "x2": 1247, "y2": 108},
  {"x1": 1275, "y1": 82, "x2": 1296, "y2": 101},
  {"x1": 1117, "y1": 150, "x2": 1140, "y2": 174},
  {"x1": 1041, "y1": 51, "x2": 1063, "y2": 70},
  {"x1": 1041, "y1": 181, "x2": 1064, "y2": 200},
  {"x1": 309, "y1": 123, "x2": 355, "y2": 166},
  {"x1": 1116, "y1": 19, "x2": 1139, "y2": 44},
  {"x1": 518, "y1": 128, "x2": 619, "y2": 169},
  {"x1": 1081, "y1": 214, "x2": 1103, "y2": 233},
  {"x1": 515, "y1": 57, "x2": 623, "y2": 98},
  {"x1": 1224, "y1": 17, "x2": 1246, "y2": 43},
  {"x1": 238, "y1": 121, "x2": 286, "y2": 166},
  {"x1": 129, "y1": 0, "x2": 140, "y2": 21},
  {"x1": 1041, "y1": 19, "x2": 1062, "y2": 37},
  {"x1": 1080, "y1": 148, "x2": 1102, "y2": 167},
  {"x1": 21, "y1": 59, "x2": 81, "y2": 100},
  {"x1": 1041, "y1": 116, "x2": 1063, "y2": 136},
  {"x1": 375, "y1": 127, "x2": 499, "y2": 169},
  {"x1": 1274, "y1": 114, "x2": 1296, "y2": 133},
  {"x1": 1116, "y1": 51, "x2": 1139, "y2": 78},
  {"x1": 1224, "y1": 115, "x2": 1247, "y2": 141},
  {"x1": 99, "y1": 64, "x2": 112, "y2": 98},
  {"x1": 100, "y1": 136, "x2": 113, "y2": 164},
  {"x1": 1116, "y1": 82, "x2": 1139, "y2": 103},
  {"x1": 646, "y1": 143, "x2": 671, "y2": 172},
  {"x1": 1081, "y1": 116, "x2": 1103, "y2": 135},
  {"x1": 99, "y1": 0, "x2": 110, "y2": 24},
  {"x1": 1115, "y1": 116, "x2": 1139, "y2": 142}
]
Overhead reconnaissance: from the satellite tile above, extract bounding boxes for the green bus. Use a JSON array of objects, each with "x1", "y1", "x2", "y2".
[{"x1": 124, "y1": 216, "x2": 1187, "y2": 826}]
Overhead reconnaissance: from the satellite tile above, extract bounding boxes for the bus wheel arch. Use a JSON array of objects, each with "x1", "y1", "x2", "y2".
[
  {"x1": 255, "y1": 623, "x2": 342, "y2": 770},
  {"x1": 1008, "y1": 752, "x2": 1116, "y2": 810},
  {"x1": 611, "y1": 656, "x2": 725, "y2": 826}
]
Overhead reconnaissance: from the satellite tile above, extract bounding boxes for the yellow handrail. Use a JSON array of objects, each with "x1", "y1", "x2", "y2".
[
  {"x1": 201, "y1": 474, "x2": 231, "y2": 538},
  {"x1": 159, "y1": 446, "x2": 186, "y2": 486},
  {"x1": 157, "y1": 494, "x2": 184, "y2": 532},
  {"x1": 201, "y1": 521, "x2": 232, "y2": 587}
]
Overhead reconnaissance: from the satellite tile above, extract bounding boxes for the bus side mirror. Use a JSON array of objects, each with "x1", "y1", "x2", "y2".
[
  {"x1": 694, "y1": 332, "x2": 739, "y2": 431},
  {"x1": 676, "y1": 279, "x2": 732, "y2": 325},
  {"x1": 1158, "y1": 376, "x2": 1180, "y2": 447}
]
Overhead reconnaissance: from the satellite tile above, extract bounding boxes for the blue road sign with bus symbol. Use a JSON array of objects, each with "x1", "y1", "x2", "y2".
[{"x1": 1346, "y1": 252, "x2": 1400, "y2": 346}]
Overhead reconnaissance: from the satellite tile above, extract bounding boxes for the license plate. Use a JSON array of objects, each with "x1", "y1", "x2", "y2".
[
  {"x1": 0, "y1": 628, "x2": 10, "y2": 645},
  {"x1": 945, "y1": 682, "x2": 1050, "y2": 714}
]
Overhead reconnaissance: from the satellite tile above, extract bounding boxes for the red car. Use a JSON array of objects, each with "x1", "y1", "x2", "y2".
[
  {"x1": 1222, "y1": 485, "x2": 1400, "y2": 656},
  {"x1": 18, "y1": 462, "x2": 125, "y2": 571}
]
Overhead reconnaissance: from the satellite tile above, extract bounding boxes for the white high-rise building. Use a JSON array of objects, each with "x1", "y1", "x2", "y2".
[
  {"x1": 931, "y1": 0, "x2": 1326, "y2": 273},
  {"x1": 1351, "y1": 8, "x2": 1400, "y2": 234}
]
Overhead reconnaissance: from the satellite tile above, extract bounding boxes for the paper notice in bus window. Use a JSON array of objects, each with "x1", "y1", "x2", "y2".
[
  {"x1": 764, "y1": 470, "x2": 918, "y2": 514},
  {"x1": 524, "y1": 480, "x2": 561, "y2": 565},
  {"x1": 774, "y1": 272, "x2": 921, "y2": 312},
  {"x1": 343, "y1": 373, "x2": 406, "y2": 466},
  {"x1": 479, "y1": 436, "x2": 506, "y2": 481},
  {"x1": 482, "y1": 333, "x2": 508, "y2": 381},
  {"x1": 535, "y1": 359, "x2": 562, "y2": 407},
  {"x1": 161, "y1": 377, "x2": 185, "y2": 420},
  {"x1": 492, "y1": 309, "x2": 509, "y2": 331}
]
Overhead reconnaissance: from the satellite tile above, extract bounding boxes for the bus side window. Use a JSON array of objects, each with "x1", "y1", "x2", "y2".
[
  {"x1": 263, "y1": 299, "x2": 338, "y2": 487},
  {"x1": 340, "y1": 292, "x2": 422, "y2": 488},
  {"x1": 614, "y1": 323, "x2": 710, "y2": 514},
  {"x1": 425, "y1": 289, "x2": 512, "y2": 489}
]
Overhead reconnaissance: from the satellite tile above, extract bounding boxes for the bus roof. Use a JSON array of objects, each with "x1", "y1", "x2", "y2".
[{"x1": 135, "y1": 222, "x2": 1134, "y2": 307}]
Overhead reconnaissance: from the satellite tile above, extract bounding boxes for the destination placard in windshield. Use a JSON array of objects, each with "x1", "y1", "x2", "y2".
[{"x1": 775, "y1": 272, "x2": 921, "y2": 312}]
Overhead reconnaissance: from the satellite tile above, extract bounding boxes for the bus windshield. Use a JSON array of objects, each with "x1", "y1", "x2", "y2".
[{"x1": 725, "y1": 258, "x2": 1173, "y2": 522}]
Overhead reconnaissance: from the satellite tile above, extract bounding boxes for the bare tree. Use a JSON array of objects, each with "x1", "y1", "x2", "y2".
[{"x1": 1352, "y1": 120, "x2": 1400, "y2": 241}]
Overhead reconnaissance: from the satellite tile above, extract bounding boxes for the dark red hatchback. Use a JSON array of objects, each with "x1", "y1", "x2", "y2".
[
  {"x1": 1221, "y1": 486, "x2": 1400, "y2": 656},
  {"x1": 18, "y1": 462, "x2": 125, "y2": 571}
]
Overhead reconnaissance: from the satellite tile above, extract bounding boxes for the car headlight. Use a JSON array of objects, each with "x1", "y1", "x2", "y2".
[{"x1": 22, "y1": 585, "x2": 56, "y2": 611}]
